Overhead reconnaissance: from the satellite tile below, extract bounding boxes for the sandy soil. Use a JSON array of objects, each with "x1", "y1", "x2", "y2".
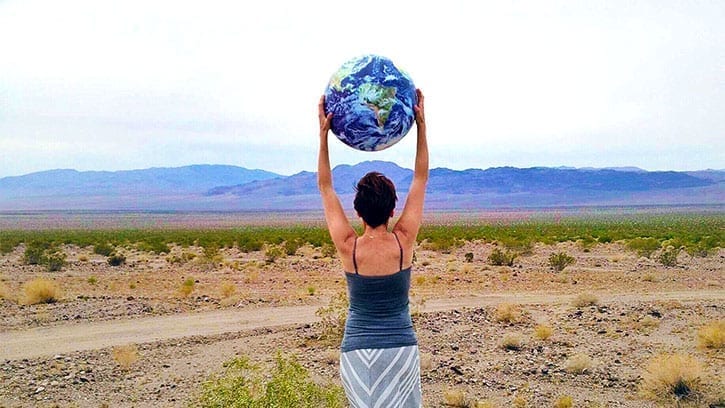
[{"x1": 0, "y1": 240, "x2": 723, "y2": 407}]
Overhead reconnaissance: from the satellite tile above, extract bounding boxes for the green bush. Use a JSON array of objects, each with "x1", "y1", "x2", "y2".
[
  {"x1": 283, "y1": 238, "x2": 304, "y2": 256},
  {"x1": 107, "y1": 253, "x2": 126, "y2": 266},
  {"x1": 0, "y1": 239, "x2": 17, "y2": 255},
  {"x1": 658, "y1": 246, "x2": 680, "y2": 267},
  {"x1": 315, "y1": 292, "x2": 349, "y2": 345},
  {"x1": 44, "y1": 250, "x2": 67, "y2": 272},
  {"x1": 23, "y1": 241, "x2": 66, "y2": 271},
  {"x1": 627, "y1": 237, "x2": 661, "y2": 258},
  {"x1": 464, "y1": 252, "x2": 474, "y2": 263},
  {"x1": 197, "y1": 354, "x2": 345, "y2": 408},
  {"x1": 488, "y1": 248, "x2": 516, "y2": 266},
  {"x1": 23, "y1": 241, "x2": 50, "y2": 265},
  {"x1": 549, "y1": 252, "x2": 575, "y2": 272},
  {"x1": 264, "y1": 244, "x2": 284, "y2": 264},
  {"x1": 93, "y1": 242, "x2": 115, "y2": 256}
]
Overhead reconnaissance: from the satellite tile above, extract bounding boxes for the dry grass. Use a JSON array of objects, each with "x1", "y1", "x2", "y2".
[
  {"x1": 512, "y1": 394, "x2": 528, "y2": 408},
  {"x1": 494, "y1": 302, "x2": 520, "y2": 323},
  {"x1": 179, "y1": 278, "x2": 195, "y2": 297},
  {"x1": 219, "y1": 281, "x2": 236, "y2": 298},
  {"x1": 533, "y1": 324, "x2": 553, "y2": 340},
  {"x1": 697, "y1": 320, "x2": 724, "y2": 349},
  {"x1": 500, "y1": 333, "x2": 523, "y2": 350},
  {"x1": 419, "y1": 352, "x2": 433, "y2": 371},
  {"x1": 322, "y1": 349, "x2": 339, "y2": 365},
  {"x1": 642, "y1": 273, "x2": 657, "y2": 282},
  {"x1": 571, "y1": 292, "x2": 598, "y2": 308},
  {"x1": 0, "y1": 280, "x2": 7, "y2": 300},
  {"x1": 21, "y1": 278, "x2": 60, "y2": 305},
  {"x1": 472, "y1": 400, "x2": 495, "y2": 408},
  {"x1": 442, "y1": 387, "x2": 469, "y2": 407},
  {"x1": 554, "y1": 395, "x2": 574, "y2": 408},
  {"x1": 565, "y1": 353, "x2": 593, "y2": 374},
  {"x1": 639, "y1": 315, "x2": 660, "y2": 330},
  {"x1": 112, "y1": 344, "x2": 139, "y2": 369},
  {"x1": 640, "y1": 353, "x2": 705, "y2": 403}
]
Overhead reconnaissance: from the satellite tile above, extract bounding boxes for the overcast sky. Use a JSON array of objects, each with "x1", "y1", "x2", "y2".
[{"x1": 1, "y1": 0, "x2": 723, "y2": 178}]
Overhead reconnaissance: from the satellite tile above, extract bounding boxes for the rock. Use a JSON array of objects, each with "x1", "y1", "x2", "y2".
[{"x1": 34, "y1": 386, "x2": 45, "y2": 394}]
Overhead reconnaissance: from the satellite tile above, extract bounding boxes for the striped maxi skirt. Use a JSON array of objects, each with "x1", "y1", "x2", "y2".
[{"x1": 340, "y1": 345, "x2": 422, "y2": 408}]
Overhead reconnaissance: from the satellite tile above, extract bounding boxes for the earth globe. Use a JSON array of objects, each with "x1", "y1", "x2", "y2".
[{"x1": 324, "y1": 55, "x2": 417, "y2": 151}]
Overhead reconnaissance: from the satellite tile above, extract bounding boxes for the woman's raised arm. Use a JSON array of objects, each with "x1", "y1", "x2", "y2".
[
  {"x1": 317, "y1": 96, "x2": 356, "y2": 260},
  {"x1": 394, "y1": 89, "x2": 429, "y2": 243}
]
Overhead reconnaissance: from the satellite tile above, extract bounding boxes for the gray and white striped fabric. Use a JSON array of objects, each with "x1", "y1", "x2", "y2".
[{"x1": 340, "y1": 345, "x2": 421, "y2": 408}]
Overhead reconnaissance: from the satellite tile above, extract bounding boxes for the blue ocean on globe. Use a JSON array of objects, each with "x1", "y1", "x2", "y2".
[{"x1": 324, "y1": 55, "x2": 417, "y2": 151}]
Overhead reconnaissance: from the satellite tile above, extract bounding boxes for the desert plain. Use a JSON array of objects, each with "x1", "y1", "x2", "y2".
[{"x1": 0, "y1": 210, "x2": 723, "y2": 407}]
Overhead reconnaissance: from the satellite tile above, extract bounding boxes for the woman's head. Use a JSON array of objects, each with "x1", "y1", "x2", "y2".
[{"x1": 354, "y1": 172, "x2": 397, "y2": 228}]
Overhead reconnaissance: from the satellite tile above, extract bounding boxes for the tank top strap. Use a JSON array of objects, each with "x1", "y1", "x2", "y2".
[
  {"x1": 352, "y1": 237, "x2": 359, "y2": 274},
  {"x1": 392, "y1": 232, "x2": 403, "y2": 271}
]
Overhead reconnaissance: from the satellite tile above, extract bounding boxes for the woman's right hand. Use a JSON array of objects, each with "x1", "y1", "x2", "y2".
[{"x1": 414, "y1": 89, "x2": 425, "y2": 127}]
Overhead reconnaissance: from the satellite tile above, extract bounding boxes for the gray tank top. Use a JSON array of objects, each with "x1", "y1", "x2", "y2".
[{"x1": 340, "y1": 233, "x2": 417, "y2": 352}]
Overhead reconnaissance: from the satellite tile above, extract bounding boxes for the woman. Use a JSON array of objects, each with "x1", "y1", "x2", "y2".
[{"x1": 317, "y1": 89, "x2": 428, "y2": 407}]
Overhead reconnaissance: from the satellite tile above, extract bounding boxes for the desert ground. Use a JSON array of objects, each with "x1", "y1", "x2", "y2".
[{"x1": 0, "y1": 212, "x2": 723, "y2": 407}]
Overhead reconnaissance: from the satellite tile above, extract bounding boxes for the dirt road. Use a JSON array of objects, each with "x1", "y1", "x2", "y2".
[{"x1": 2, "y1": 290, "x2": 723, "y2": 361}]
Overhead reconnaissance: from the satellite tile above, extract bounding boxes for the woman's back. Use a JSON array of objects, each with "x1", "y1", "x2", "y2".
[{"x1": 348, "y1": 232, "x2": 409, "y2": 276}]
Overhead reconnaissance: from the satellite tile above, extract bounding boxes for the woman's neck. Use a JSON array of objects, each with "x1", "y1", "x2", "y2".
[{"x1": 363, "y1": 224, "x2": 388, "y2": 239}]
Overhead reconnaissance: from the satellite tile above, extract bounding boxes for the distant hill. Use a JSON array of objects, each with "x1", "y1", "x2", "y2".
[
  {"x1": 0, "y1": 165, "x2": 280, "y2": 197},
  {"x1": 0, "y1": 161, "x2": 721, "y2": 211}
]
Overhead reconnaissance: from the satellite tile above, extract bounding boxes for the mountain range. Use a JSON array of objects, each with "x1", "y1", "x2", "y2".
[{"x1": 0, "y1": 161, "x2": 722, "y2": 211}]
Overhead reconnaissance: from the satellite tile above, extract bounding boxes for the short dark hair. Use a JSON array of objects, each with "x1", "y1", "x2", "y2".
[{"x1": 354, "y1": 172, "x2": 397, "y2": 228}]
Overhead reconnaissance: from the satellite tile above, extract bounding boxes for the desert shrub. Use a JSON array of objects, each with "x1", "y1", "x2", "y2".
[
  {"x1": 0, "y1": 239, "x2": 17, "y2": 254},
  {"x1": 626, "y1": 237, "x2": 660, "y2": 258},
  {"x1": 220, "y1": 281, "x2": 236, "y2": 299},
  {"x1": 315, "y1": 292, "x2": 348, "y2": 344},
  {"x1": 487, "y1": 248, "x2": 516, "y2": 266},
  {"x1": 137, "y1": 240, "x2": 169, "y2": 254},
  {"x1": 548, "y1": 252, "x2": 575, "y2": 271},
  {"x1": 640, "y1": 353, "x2": 705, "y2": 403},
  {"x1": 419, "y1": 352, "x2": 432, "y2": 371},
  {"x1": 23, "y1": 241, "x2": 50, "y2": 265},
  {"x1": 597, "y1": 235, "x2": 612, "y2": 244},
  {"x1": 571, "y1": 292, "x2": 598, "y2": 308},
  {"x1": 512, "y1": 394, "x2": 528, "y2": 408},
  {"x1": 554, "y1": 395, "x2": 573, "y2": 408},
  {"x1": 533, "y1": 324, "x2": 553, "y2": 340},
  {"x1": 500, "y1": 333, "x2": 523, "y2": 350},
  {"x1": 658, "y1": 246, "x2": 680, "y2": 267},
  {"x1": 494, "y1": 303, "x2": 520, "y2": 323},
  {"x1": 464, "y1": 252, "x2": 474, "y2": 263},
  {"x1": 93, "y1": 242, "x2": 115, "y2": 256},
  {"x1": 306, "y1": 286, "x2": 316, "y2": 296},
  {"x1": 283, "y1": 238, "x2": 304, "y2": 256},
  {"x1": 264, "y1": 244, "x2": 284, "y2": 264},
  {"x1": 44, "y1": 250, "x2": 67, "y2": 271},
  {"x1": 565, "y1": 353, "x2": 593, "y2": 374},
  {"x1": 0, "y1": 281, "x2": 8, "y2": 300},
  {"x1": 112, "y1": 344, "x2": 139, "y2": 369},
  {"x1": 180, "y1": 278, "x2": 195, "y2": 297},
  {"x1": 320, "y1": 243, "x2": 336, "y2": 258},
  {"x1": 21, "y1": 278, "x2": 60, "y2": 305},
  {"x1": 442, "y1": 388, "x2": 469, "y2": 407},
  {"x1": 87, "y1": 276, "x2": 98, "y2": 285},
  {"x1": 197, "y1": 354, "x2": 345, "y2": 408},
  {"x1": 107, "y1": 253, "x2": 126, "y2": 266},
  {"x1": 697, "y1": 320, "x2": 724, "y2": 349}
]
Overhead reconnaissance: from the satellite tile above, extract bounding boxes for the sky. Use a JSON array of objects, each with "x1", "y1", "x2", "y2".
[{"x1": 1, "y1": 0, "x2": 723, "y2": 178}]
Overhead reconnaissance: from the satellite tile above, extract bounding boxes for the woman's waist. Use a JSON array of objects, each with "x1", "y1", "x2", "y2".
[{"x1": 345, "y1": 310, "x2": 413, "y2": 330}]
